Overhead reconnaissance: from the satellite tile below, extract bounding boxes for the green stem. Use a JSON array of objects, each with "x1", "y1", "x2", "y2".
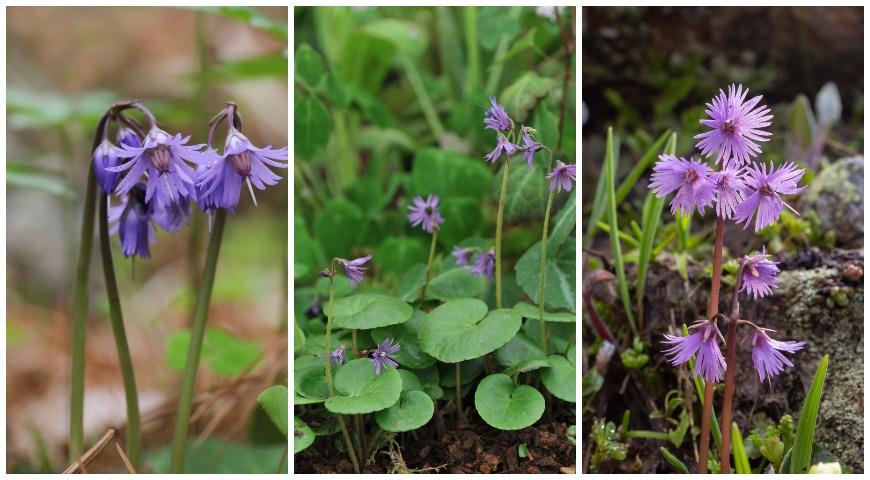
[
  {"x1": 98, "y1": 196, "x2": 141, "y2": 470},
  {"x1": 170, "y1": 209, "x2": 227, "y2": 473},
  {"x1": 352, "y1": 329, "x2": 358, "y2": 355},
  {"x1": 399, "y1": 54, "x2": 444, "y2": 139},
  {"x1": 463, "y1": 7, "x2": 480, "y2": 93},
  {"x1": 275, "y1": 445, "x2": 288, "y2": 473},
  {"x1": 70, "y1": 162, "x2": 98, "y2": 462},
  {"x1": 419, "y1": 229, "x2": 439, "y2": 303},
  {"x1": 484, "y1": 7, "x2": 522, "y2": 94},
  {"x1": 455, "y1": 362, "x2": 466, "y2": 424},
  {"x1": 538, "y1": 188, "x2": 556, "y2": 354},
  {"x1": 625, "y1": 430, "x2": 670, "y2": 441},
  {"x1": 324, "y1": 271, "x2": 360, "y2": 473},
  {"x1": 494, "y1": 156, "x2": 512, "y2": 309}
]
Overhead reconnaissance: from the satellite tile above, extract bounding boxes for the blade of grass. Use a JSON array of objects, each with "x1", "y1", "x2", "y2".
[
  {"x1": 584, "y1": 136, "x2": 620, "y2": 246},
  {"x1": 660, "y1": 447, "x2": 690, "y2": 474},
  {"x1": 790, "y1": 355, "x2": 829, "y2": 473},
  {"x1": 675, "y1": 211, "x2": 692, "y2": 252},
  {"x1": 731, "y1": 422, "x2": 751, "y2": 474},
  {"x1": 684, "y1": 324, "x2": 722, "y2": 450},
  {"x1": 604, "y1": 126, "x2": 636, "y2": 335},
  {"x1": 595, "y1": 222, "x2": 640, "y2": 248},
  {"x1": 614, "y1": 129, "x2": 671, "y2": 204},
  {"x1": 652, "y1": 230, "x2": 677, "y2": 256}
]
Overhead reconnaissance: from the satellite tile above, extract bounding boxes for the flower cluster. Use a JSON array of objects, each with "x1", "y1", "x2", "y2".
[
  {"x1": 93, "y1": 102, "x2": 287, "y2": 258},
  {"x1": 656, "y1": 84, "x2": 805, "y2": 384},
  {"x1": 451, "y1": 246, "x2": 495, "y2": 279}
]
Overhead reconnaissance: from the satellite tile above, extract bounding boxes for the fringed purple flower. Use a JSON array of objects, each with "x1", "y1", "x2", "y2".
[
  {"x1": 695, "y1": 84, "x2": 772, "y2": 167},
  {"x1": 750, "y1": 328, "x2": 805, "y2": 383},
  {"x1": 733, "y1": 162, "x2": 805, "y2": 232},
  {"x1": 108, "y1": 184, "x2": 155, "y2": 259},
  {"x1": 330, "y1": 345, "x2": 346, "y2": 365},
  {"x1": 339, "y1": 255, "x2": 372, "y2": 289},
  {"x1": 407, "y1": 194, "x2": 445, "y2": 233},
  {"x1": 152, "y1": 196, "x2": 191, "y2": 233},
  {"x1": 117, "y1": 127, "x2": 142, "y2": 149},
  {"x1": 710, "y1": 167, "x2": 747, "y2": 219},
  {"x1": 649, "y1": 155, "x2": 715, "y2": 216},
  {"x1": 371, "y1": 337, "x2": 400, "y2": 375},
  {"x1": 546, "y1": 160, "x2": 576, "y2": 193},
  {"x1": 485, "y1": 133, "x2": 519, "y2": 163},
  {"x1": 110, "y1": 127, "x2": 214, "y2": 208},
  {"x1": 662, "y1": 321, "x2": 726, "y2": 383},
  {"x1": 483, "y1": 97, "x2": 512, "y2": 132},
  {"x1": 93, "y1": 139, "x2": 121, "y2": 194},
  {"x1": 739, "y1": 249, "x2": 780, "y2": 299},
  {"x1": 520, "y1": 125, "x2": 542, "y2": 169},
  {"x1": 470, "y1": 248, "x2": 495, "y2": 279},
  {"x1": 197, "y1": 129, "x2": 288, "y2": 211},
  {"x1": 452, "y1": 246, "x2": 474, "y2": 266}
]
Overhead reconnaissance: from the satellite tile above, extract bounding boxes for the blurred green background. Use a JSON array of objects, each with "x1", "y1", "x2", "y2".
[{"x1": 6, "y1": 6, "x2": 288, "y2": 473}]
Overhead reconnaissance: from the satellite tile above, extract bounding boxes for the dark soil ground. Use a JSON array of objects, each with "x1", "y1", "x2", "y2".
[{"x1": 295, "y1": 400, "x2": 576, "y2": 474}]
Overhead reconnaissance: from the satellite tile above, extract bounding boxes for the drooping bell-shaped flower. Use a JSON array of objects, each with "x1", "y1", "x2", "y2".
[
  {"x1": 662, "y1": 321, "x2": 727, "y2": 383},
  {"x1": 451, "y1": 246, "x2": 474, "y2": 266},
  {"x1": 520, "y1": 125, "x2": 542, "y2": 169},
  {"x1": 339, "y1": 255, "x2": 372, "y2": 289},
  {"x1": 749, "y1": 328, "x2": 805, "y2": 383},
  {"x1": 484, "y1": 133, "x2": 519, "y2": 163},
  {"x1": 93, "y1": 139, "x2": 121, "y2": 194},
  {"x1": 470, "y1": 248, "x2": 495, "y2": 279},
  {"x1": 546, "y1": 160, "x2": 576, "y2": 193},
  {"x1": 733, "y1": 162, "x2": 805, "y2": 232},
  {"x1": 483, "y1": 97, "x2": 512, "y2": 132},
  {"x1": 738, "y1": 249, "x2": 780, "y2": 299},
  {"x1": 108, "y1": 183, "x2": 156, "y2": 259}
]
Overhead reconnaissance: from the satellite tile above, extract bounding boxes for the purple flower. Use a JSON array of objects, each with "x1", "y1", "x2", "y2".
[
  {"x1": 483, "y1": 97, "x2": 512, "y2": 132},
  {"x1": 695, "y1": 84, "x2": 773, "y2": 167},
  {"x1": 484, "y1": 133, "x2": 519, "y2": 163},
  {"x1": 470, "y1": 248, "x2": 495, "y2": 279},
  {"x1": 733, "y1": 162, "x2": 805, "y2": 232},
  {"x1": 108, "y1": 184, "x2": 156, "y2": 259},
  {"x1": 649, "y1": 155, "x2": 715, "y2": 216},
  {"x1": 750, "y1": 328, "x2": 805, "y2": 383},
  {"x1": 330, "y1": 345, "x2": 346, "y2": 365},
  {"x1": 371, "y1": 337, "x2": 400, "y2": 375},
  {"x1": 197, "y1": 129, "x2": 288, "y2": 211},
  {"x1": 93, "y1": 139, "x2": 121, "y2": 194},
  {"x1": 407, "y1": 194, "x2": 445, "y2": 233},
  {"x1": 110, "y1": 127, "x2": 215, "y2": 208},
  {"x1": 546, "y1": 160, "x2": 576, "y2": 193},
  {"x1": 152, "y1": 196, "x2": 191, "y2": 233},
  {"x1": 117, "y1": 127, "x2": 142, "y2": 149},
  {"x1": 739, "y1": 249, "x2": 779, "y2": 299},
  {"x1": 520, "y1": 125, "x2": 542, "y2": 169},
  {"x1": 452, "y1": 246, "x2": 474, "y2": 266},
  {"x1": 339, "y1": 255, "x2": 372, "y2": 289},
  {"x1": 710, "y1": 167, "x2": 747, "y2": 219},
  {"x1": 662, "y1": 321, "x2": 726, "y2": 383}
]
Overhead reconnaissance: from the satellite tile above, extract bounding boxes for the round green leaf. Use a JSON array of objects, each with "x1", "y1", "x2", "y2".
[
  {"x1": 375, "y1": 390, "x2": 434, "y2": 433},
  {"x1": 325, "y1": 358, "x2": 402, "y2": 414},
  {"x1": 541, "y1": 354, "x2": 576, "y2": 402},
  {"x1": 512, "y1": 301, "x2": 576, "y2": 323},
  {"x1": 333, "y1": 294, "x2": 413, "y2": 330},
  {"x1": 410, "y1": 366, "x2": 444, "y2": 400},
  {"x1": 503, "y1": 358, "x2": 551, "y2": 377},
  {"x1": 419, "y1": 299, "x2": 521, "y2": 363},
  {"x1": 474, "y1": 374, "x2": 545, "y2": 430},
  {"x1": 494, "y1": 332, "x2": 546, "y2": 368},
  {"x1": 374, "y1": 236, "x2": 427, "y2": 276},
  {"x1": 295, "y1": 97, "x2": 332, "y2": 159},
  {"x1": 295, "y1": 43, "x2": 325, "y2": 89},
  {"x1": 397, "y1": 369, "x2": 425, "y2": 392},
  {"x1": 396, "y1": 263, "x2": 426, "y2": 302},
  {"x1": 294, "y1": 417, "x2": 315, "y2": 454},
  {"x1": 371, "y1": 310, "x2": 436, "y2": 369},
  {"x1": 427, "y1": 267, "x2": 486, "y2": 301},
  {"x1": 294, "y1": 364, "x2": 328, "y2": 402},
  {"x1": 515, "y1": 239, "x2": 576, "y2": 312},
  {"x1": 493, "y1": 160, "x2": 549, "y2": 223},
  {"x1": 257, "y1": 385, "x2": 288, "y2": 437}
]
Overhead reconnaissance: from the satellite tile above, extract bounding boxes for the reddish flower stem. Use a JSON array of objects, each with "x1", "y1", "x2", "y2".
[{"x1": 718, "y1": 264, "x2": 745, "y2": 473}]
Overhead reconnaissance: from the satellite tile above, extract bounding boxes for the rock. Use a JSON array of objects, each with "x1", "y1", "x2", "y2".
[{"x1": 798, "y1": 156, "x2": 864, "y2": 248}]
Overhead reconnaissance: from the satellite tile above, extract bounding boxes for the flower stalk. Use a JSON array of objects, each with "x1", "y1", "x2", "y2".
[
  {"x1": 170, "y1": 208, "x2": 227, "y2": 472},
  {"x1": 718, "y1": 263, "x2": 746, "y2": 473},
  {"x1": 537, "y1": 168, "x2": 556, "y2": 354},
  {"x1": 420, "y1": 229, "x2": 439, "y2": 303},
  {"x1": 494, "y1": 155, "x2": 512, "y2": 309}
]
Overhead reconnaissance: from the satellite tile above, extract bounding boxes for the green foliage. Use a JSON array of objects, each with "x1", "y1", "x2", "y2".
[
  {"x1": 474, "y1": 373, "x2": 545, "y2": 430},
  {"x1": 294, "y1": 97, "x2": 333, "y2": 160},
  {"x1": 603, "y1": 127, "x2": 636, "y2": 333},
  {"x1": 325, "y1": 358, "x2": 403, "y2": 414},
  {"x1": 660, "y1": 447, "x2": 689, "y2": 474},
  {"x1": 257, "y1": 385, "x2": 289, "y2": 437},
  {"x1": 589, "y1": 418, "x2": 628, "y2": 473},
  {"x1": 375, "y1": 370, "x2": 435, "y2": 432},
  {"x1": 332, "y1": 294, "x2": 413, "y2": 329},
  {"x1": 790, "y1": 355, "x2": 829, "y2": 473},
  {"x1": 166, "y1": 328, "x2": 261, "y2": 377},
  {"x1": 148, "y1": 438, "x2": 286, "y2": 474},
  {"x1": 418, "y1": 299, "x2": 522, "y2": 363},
  {"x1": 294, "y1": 417, "x2": 316, "y2": 454}
]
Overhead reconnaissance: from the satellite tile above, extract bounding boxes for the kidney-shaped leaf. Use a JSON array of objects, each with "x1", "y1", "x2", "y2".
[
  {"x1": 512, "y1": 301, "x2": 576, "y2": 323},
  {"x1": 257, "y1": 385, "x2": 288, "y2": 437},
  {"x1": 294, "y1": 417, "x2": 315, "y2": 454},
  {"x1": 375, "y1": 370, "x2": 434, "y2": 432},
  {"x1": 474, "y1": 374, "x2": 545, "y2": 430},
  {"x1": 515, "y1": 239, "x2": 576, "y2": 312},
  {"x1": 541, "y1": 354, "x2": 576, "y2": 403},
  {"x1": 325, "y1": 358, "x2": 402, "y2": 414},
  {"x1": 494, "y1": 332, "x2": 546, "y2": 368},
  {"x1": 333, "y1": 294, "x2": 413, "y2": 330},
  {"x1": 371, "y1": 310, "x2": 436, "y2": 369},
  {"x1": 418, "y1": 299, "x2": 521, "y2": 363}
]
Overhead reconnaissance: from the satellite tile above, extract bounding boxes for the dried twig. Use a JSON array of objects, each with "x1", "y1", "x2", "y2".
[{"x1": 63, "y1": 428, "x2": 118, "y2": 474}]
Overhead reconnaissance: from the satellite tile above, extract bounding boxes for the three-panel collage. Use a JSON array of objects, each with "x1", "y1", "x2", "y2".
[{"x1": 3, "y1": 3, "x2": 865, "y2": 476}]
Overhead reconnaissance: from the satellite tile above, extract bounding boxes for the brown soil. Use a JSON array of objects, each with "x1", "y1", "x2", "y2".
[{"x1": 295, "y1": 400, "x2": 576, "y2": 474}]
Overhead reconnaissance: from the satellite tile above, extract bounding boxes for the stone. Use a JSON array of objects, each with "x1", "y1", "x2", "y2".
[{"x1": 798, "y1": 156, "x2": 864, "y2": 248}]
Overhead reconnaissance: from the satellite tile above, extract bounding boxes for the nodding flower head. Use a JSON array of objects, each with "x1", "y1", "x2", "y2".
[
  {"x1": 371, "y1": 337, "x2": 400, "y2": 375},
  {"x1": 339, "y1": 255, "x2": 372, "y2": 289},
  {"x1": 649, "y1": 155, "x2": 715, "y2": 216},
  {"x1": 733, "y1": 161, "x2": 805, "y2": 232},
  {"x1": 451, "y1": 246, "x2": 475, "y2": 266},
  {"x1": 117, "y1": 127, "x2": 142, "y2": 149},
  {"x1": 470, "y1": 248, "x2": 496, "y2": 279},
  {"x1": 694, "y1": 84, "x2": 772, "y2": 168},
  {"x1": 662, "y1": 321, "x2": 726, "y2": 383},
  {"x1": 407, "y1": 194, "x2": 445, "y2": 233},
  {"x1": 108, "y1": 183, "x2": 155, "y2": 259},
  {"x1": 330, "y1": 345, "x2": 347, "y2": 366},
  {"x1": 483, "y1": 97, "x2": 512, "y2": 132},
  {"x1": 197, "y1": 129, "x2": 288, "y2": 211},
  {"x1": 109, "y1": 126, "x2": 215, "y2": 208},
  {"x1": 738, "y1": 249, "x2": 780, "y2": 299},
  {"x1": 749, "y1": 328, "x2": 805, "y2": 383},
  {"x1": 520, "y1": 125, "x2": 543, "y2": 169},
  {"x1": 546, "y1": 160, "x2": 576, "y2": 193},
  {"x1": 485, "y1": 133, "x2": 519, "y2": 163},
  {"x1": 93, "y1": 139, "x2": 121, "y2": 194}
]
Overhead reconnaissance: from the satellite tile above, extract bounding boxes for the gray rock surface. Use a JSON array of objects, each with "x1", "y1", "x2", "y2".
[{"x1": 798, "y1": 156, "x2": 864, "y2": 248}]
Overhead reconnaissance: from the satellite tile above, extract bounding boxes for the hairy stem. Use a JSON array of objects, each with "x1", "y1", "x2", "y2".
[
  {"x1": 420, "y1": 229, "x2": 439, "y2": 303},
  {"x1": 98, "y1": 196, "x2": 141, "y2": 469},
  {"x1": 538, "y1": 187, "x2": 556, "y2": 354},
  {"x1": 495, "y1": 156, "x2": 512, "y2": 309},
  {"x1": 718, "y1": 264, "x2": 745, "y2": 473},
  {"x1": 697, "y1": 215, "x2": 726, "y2": 473},
  {"x1": 170, "y1": 209, "x2": 227, "y2": 473}
]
